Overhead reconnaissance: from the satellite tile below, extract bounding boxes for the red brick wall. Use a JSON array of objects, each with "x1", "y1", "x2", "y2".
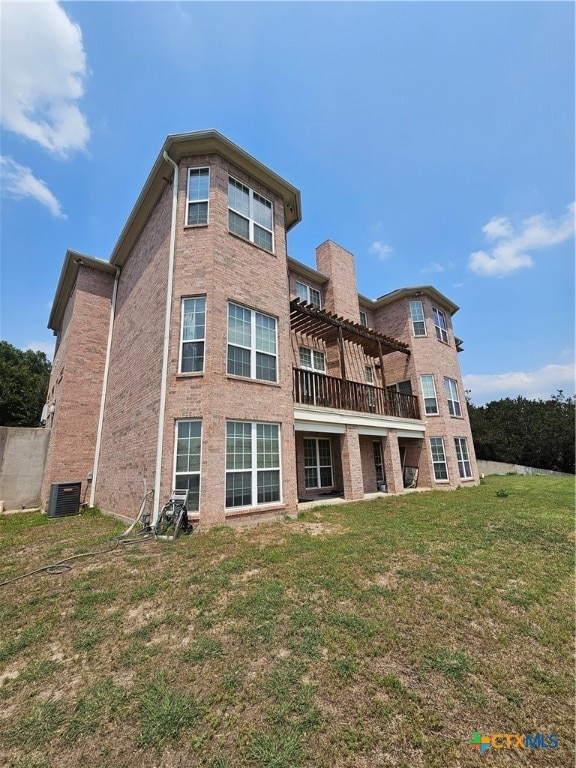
[
  {"x1": 316, "y1": 241, "x2": 361, "y2": 323},
  {"x1": 95, "y1": 184, "x2": 172, "y2": 519},
  {"x1": 41, "y1": 266, "x2": 114, "y2": 508}
]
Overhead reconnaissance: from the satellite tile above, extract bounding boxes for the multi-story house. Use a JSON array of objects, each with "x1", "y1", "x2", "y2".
[{"x1": 41, "y1": 130, "x2": 478, "y2": 527}]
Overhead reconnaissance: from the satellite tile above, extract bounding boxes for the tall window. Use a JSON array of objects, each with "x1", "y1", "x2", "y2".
[
  {"x1": 359, "y1": 310, "x2": 368, "y2": 327},
  {"x1": 304, "y1": 438, "x2": 333, "y2": 489},
  {"x1": 295, "y1": 281, "x2": 322, "y2": 309},
  {"x1": 420, "y1": 375, "x2": 439, "y2": 415},
  {"x1": 228, "y1": 177, "x2": 274, "y2": 251},
  {"x1": 433, "y1": 307, "x2": 449, "y2": 343},
  {"x1": 365, "y1": 365, "x2": 375, "y2": 384},
  {"x1": 444, "y1": 377, "x2": 462, "y2": 416},
  {"x1": 299, "y1": 347, "x2": 326, "y2": 372},
  {"x1": 409, "y1": 300, "x2": 426, "y2": 336},
  {"x1": 226, "y1": 422, "x2": 281, "y2": 508},
  {"x1": 227, "y1": 303, "x2": 277, "y2": 382},
  {"x1": 174, "y1": 420, "x2": 202, "y2": 511},
  {"x1": 454, "y1": 437, "x2": 472, "y2": 479},
  {"x1": 180, "y1": 297, "x2": 206, "y2": 373},
  {"x1": 430, "y1": 437, "x2": 448, "y2": 481},
  {"x1": 186, "y1": 168, "x2": 209, "y2": 225}
]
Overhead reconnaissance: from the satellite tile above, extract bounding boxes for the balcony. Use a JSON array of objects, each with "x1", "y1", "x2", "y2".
[{"x1": 293, "y1": 368, "x2": 421, "y2": 420}]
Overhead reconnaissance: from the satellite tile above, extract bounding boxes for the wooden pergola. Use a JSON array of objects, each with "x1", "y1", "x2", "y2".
[{"x1": 290, "y1": 298, "x2": 409, "y2": 381}]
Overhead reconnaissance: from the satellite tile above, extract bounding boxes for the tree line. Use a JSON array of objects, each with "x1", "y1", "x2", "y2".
[
  {"x1": 0, "y1": 341, "x2": 574, "y2": 474},
  {"x1": 467, "y1": 391, "x2": 575, "y2": 475}
]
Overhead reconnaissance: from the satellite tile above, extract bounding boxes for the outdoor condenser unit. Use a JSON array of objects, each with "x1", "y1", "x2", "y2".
[{"x1": 47, "y1": 481, "x2": 82, "y2": 518}]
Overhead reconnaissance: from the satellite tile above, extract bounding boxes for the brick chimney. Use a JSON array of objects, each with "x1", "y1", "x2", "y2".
[{"x1": 315, "y1": 240, "x2": 360, "y2": 323}]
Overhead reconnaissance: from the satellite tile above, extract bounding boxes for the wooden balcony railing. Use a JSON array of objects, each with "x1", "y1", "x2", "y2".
[{"x1": 293, "y1": 368, "x2": 421, "y2": 420}]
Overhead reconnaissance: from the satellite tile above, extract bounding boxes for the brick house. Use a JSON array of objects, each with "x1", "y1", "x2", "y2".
[{"x1": 41, "y1": 130, "x2": 478, "y2": 526}]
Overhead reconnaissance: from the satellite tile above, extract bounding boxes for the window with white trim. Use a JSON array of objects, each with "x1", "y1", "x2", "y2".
[
  {"x1": 359, "y1": 310, "x2": 368, "y2": 327},
  {"x1": 409, "y1": 300, "x2": 426, "y2": 336},
  {"x1": 299, "y1": 347, "x2": 326, "y2": 373},
  {"x1": 186, "y1": 168, "x2": 209, "y2": 225},
  {"x1": 430, "y1": 437, "x2": 448, "y2": 481},
  {"x1": 387, "y1": 380, "x2": 413, "y2": 395},
  {"x1": 444, "y1": 377, "x2": 462, "y2": 416},
  {"x1": 433, "y1": 307, "x2": 449, "y2": 343},
  {"x1": 295, "y1": 281, "x2": 322, "y2": 309},
  {"x1": 304, "y1": 438, "x2": 333, "y2": 489},
  {"x1": 174, "y1": 420, "x2": 202, "y2": 511},
  {"x1": 225, "y1": 421, "x2": 281, "y2": 508},
  {"x1": 420, "y1": 375, "x2": 439, "y2": 415},
  {"x1": 365, "y1": 365, "x2": 375, "y2": 385},
  {"x1": 227, "y1": 302, "x2": 277, "y2": 382},
  {"x1": 228, "y1": 177, "x2": 273, "y2": 251},
  {"x1": 180, "y1": 297, "x2": 206, "y2": 373},
  {"x1": 454, "y1": 437, "x2": 472, "y2": 479}
]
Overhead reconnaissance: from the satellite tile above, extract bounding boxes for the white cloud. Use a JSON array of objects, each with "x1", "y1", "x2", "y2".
[
  {"x1": 469, "y1": 202, "x2": 575, "y2": 277},
  {"x1": 0, "y1": 0, "x2": 90, "y2": 156},
  {"x1": 1, "y1": 156, "x2": 66, "y2": 218},
  {"x1": 463, "y1": 362, "x2": 575, "y2": 404},
  {"x1": 420, "y1": 261, "x2": 445, "y2": 274},
  {"x1": 26, "y1": 340, "x2": 55, "y2": 361},
  {"x1": 369, "y1": 241, "x2": 393, "y2": 260}
]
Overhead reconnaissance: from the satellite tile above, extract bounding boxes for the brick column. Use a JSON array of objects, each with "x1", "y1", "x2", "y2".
[
  {"x1": 383, "y1": 429, "x2": 404, "y2": 494},
  {"x1": 340, "y1": 426, "x2": 365, "y2": 500}
]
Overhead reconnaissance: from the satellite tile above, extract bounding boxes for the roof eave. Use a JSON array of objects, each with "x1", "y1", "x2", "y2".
[{"x1": 110, "y1": 130, "x2": 302, "y2": 267}]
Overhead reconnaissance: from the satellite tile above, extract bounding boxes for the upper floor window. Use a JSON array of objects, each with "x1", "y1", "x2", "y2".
[
  {"x1": 295, "y1": 281, "x2": 322, "y2": 309},
  {"x1": 409, "y1": 301, "x2": 426, "y2": 336},
  {"x1": 180, "y1": 297, "x2": 206, "y2": 373},
  {"x1": 228, "y1": 177, "x2": 273, "y2": 251},
  {"x1": 187, "y1": 168, "x2": 209, "y2": 225},
  {"x1": 359, "y1": 310, "x2": 368, "y2": 327},
  {"x1": 433, "y1": 307, "x2": 449, "y2": 343},
  {"x1": 388, "y1": 380, "x2": 412, "y2": 395},
  {"x1": 227, "y1": 302, "x2": 277, "y2": 382},
  {"x1": 365, "y1": 365, "x2": 375, "y2": 385},
  {"x1": 444, "y1": 377, "x2": 462, "y2": 416},
  {"x1": 420, "y1": 374, "x2": 439, "y2": 415},
  {"x1": 299, "y1": 347, "x2": 326, "y2": 373},
  {"x1": 454, "y1": 437, "x2": 472, "y2": 479}
]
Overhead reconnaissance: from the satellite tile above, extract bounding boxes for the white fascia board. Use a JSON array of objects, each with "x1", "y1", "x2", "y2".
[{"x1": 293, "y1": 405, "x2": 425, "y2": 435}]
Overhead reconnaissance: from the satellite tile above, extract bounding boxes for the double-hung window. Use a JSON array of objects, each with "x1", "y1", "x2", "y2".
[
  {"x1": 186, "y1": 168, "x2": 209, "y2": 225},
  {"x1": 180, "y1": 297, "x2": 206, "y2": 373},
  {"x1": 225, "y1": 421, "x2": 281, "y2": 508},
  {"x1": 433, "y1": 307, "x2": 449, "y2": 343},
  {"x1": 430, "y1": 437, "x2": 448, "y2": 481},
  {"x1": 227, "y1": 302, "x2": 277, "y2": 382},
  {"x1": 228, "y1": 177, "x2": 274, "y2": 251},
  {"x1": 299, "y1": 347, "x2": 326, "y2": 373},
  {"x1": 409, "y1": 300, "x2": 426, "y2": 336},
  {"x1": 454, "y1": 437, "x2": 472, "y2": 479},
  {"x1": 304, "y1": 438, "x2": 333, "y2": 489},
  {"x1": 359, "y1": 310, "x2": 368, "y2": 327},
  {"x1": 174, "y1": 420, "x2": 202, "y2": 511},
  {"x1": 295, "y1": 281, "x2": 322, "y2": 309},
  {"x1": 444, "y1": 377, "x2": 462, "y2": 416},
  {"x1": 420, "y1": 374, "x2": 439, "y2": 415}
]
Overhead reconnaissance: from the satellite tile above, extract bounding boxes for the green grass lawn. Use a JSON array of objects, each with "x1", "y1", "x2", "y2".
[{"x1": 0, "y1": 475, "x2": 573, "y2": 767}]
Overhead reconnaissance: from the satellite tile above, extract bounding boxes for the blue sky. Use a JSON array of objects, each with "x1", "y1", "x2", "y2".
[{"x1": 1, "y1": 0, "x2": 574, "y2": 405}]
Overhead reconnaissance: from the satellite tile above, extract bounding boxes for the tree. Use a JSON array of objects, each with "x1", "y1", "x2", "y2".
[
  {"x1": 467, "y1": 391, "x2": 575, "y2": 474},
  {"x1": 0, "y1": 342, "x2": 51, "y2": 427}
]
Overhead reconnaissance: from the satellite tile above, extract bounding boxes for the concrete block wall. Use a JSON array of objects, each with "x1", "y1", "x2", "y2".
[{"x1": 0, "y1": 427, "x2": 51, "y2": 509}]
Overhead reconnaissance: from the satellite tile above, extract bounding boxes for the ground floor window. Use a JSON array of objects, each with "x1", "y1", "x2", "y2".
[
  {"x1": 429, "y1": 436, "x2": 448, "y2": 481},
  {"x1": 454, "y1": 437, "x2": 473, "y2": 478},
  {"x1": 304, "y1": 438, "x2": 333, "y2": 489},
  {"x1": 226, "y1": 421, "x2": 281, "y2": 508},
  {"x1": 174, "y1": 420, "x2": 202, "y2": 511}
]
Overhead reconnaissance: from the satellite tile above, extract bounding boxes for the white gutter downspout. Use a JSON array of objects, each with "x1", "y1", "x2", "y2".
[
  {"x1": 152, "y1": 150, "x2": 179, "y2": 526},
  {"x1": 90, "y1": 266, "x2": 121, "y2": 507}
]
